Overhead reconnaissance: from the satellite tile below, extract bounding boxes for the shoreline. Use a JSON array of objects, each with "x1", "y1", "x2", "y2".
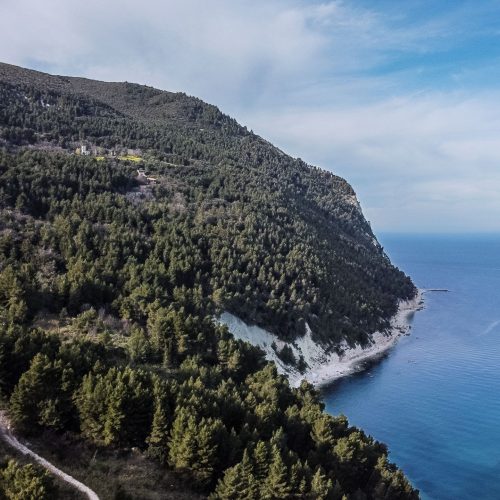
[
  {"x1": 297, "y1": 289, "x2": 425, "y2": 388},
  {"x1": 220, "y1": 289, "x2": 425, "y2": 388}
]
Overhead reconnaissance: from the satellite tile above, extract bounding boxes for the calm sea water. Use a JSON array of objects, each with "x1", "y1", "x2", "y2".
[{"x1": 323, "y1": 234, "x2": 500, "y2": 500}]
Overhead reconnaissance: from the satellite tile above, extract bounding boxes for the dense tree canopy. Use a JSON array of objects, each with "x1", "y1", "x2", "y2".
[{"x1": 0, "y1": 62, "x2": 418, "y2": 499}]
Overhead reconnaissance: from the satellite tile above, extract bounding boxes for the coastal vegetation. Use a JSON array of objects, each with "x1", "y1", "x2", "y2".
[
  {"x1": 0, "y1": 62, "x2": 418, "y2": 499},
  {"x1": 0, "y1": 456, "x2": 57, "y2": 499}
]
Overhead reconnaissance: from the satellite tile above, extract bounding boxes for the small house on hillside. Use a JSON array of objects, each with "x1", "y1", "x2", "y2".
[{"x1": 137, "y1": 168, "x2": 157, "y2": 185}]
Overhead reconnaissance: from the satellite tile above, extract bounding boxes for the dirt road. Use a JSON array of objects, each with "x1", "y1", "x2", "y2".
[{"x1": 0, "y1": 410, "x2": 99, "y2": 500}]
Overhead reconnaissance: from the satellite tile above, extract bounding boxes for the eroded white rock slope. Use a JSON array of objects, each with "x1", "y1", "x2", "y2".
[{"x1": 220, "y1": 290, "x2": 423, "y2": 388}]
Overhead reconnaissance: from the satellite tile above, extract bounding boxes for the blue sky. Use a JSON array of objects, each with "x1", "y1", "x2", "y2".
[{"x1": 1, "y1": 0, "x2": 500, "y2": 232}]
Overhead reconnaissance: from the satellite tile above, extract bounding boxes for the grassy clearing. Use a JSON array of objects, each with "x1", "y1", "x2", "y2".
[
  {"x1": 118, "y1": 155, "x2": 142, "y2": 162},
  {"x1": 31, "y1": 311, "x2": 130, "y2": 348}
]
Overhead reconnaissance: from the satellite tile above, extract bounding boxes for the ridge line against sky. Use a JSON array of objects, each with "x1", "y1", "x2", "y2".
[{"x1": 2, "y1": 0, "x2": 500, "y2": 232}]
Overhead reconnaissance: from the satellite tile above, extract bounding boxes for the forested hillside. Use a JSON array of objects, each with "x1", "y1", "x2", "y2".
[{"x1": 0, "y1": 62, "x2": 418, "y2": 499}]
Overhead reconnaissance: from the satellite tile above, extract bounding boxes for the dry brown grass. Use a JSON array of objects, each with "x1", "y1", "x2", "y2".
[{"x1": 26, "y1": 432, "x2": 205, "y2": 500}]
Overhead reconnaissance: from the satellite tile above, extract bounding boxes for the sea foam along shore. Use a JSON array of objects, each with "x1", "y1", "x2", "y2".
[{"x1": 219, "y1": 289, "x2": 424, "y2": 388}]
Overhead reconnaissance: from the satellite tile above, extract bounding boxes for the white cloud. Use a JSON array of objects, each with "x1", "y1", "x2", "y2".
[
  {"x1": 1, "y1": 0, "x2": 499, "y2": 232},
  {"x1": 244, "y1": 92, "x2": 500, "y2": 232},
  {"x1": 0, "y1": 0, "x2": 333, "y2": 107}
]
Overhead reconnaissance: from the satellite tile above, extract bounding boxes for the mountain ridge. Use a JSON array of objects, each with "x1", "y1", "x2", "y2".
[
  {"x1": 0, "y1": 62, "x2": 420, "y2": 499},
  {"x1": 0, "y1": 61, "x2": 415, "y2": 347}
]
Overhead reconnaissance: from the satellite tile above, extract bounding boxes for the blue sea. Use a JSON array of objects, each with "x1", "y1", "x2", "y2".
[{"x1": 323, "y1": 234, "x2": 500, "y2": 500}]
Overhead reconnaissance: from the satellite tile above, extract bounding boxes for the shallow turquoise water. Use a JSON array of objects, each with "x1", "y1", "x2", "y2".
[{"x1": 322, "y1": 234, "x2": 500, "y2": 500}]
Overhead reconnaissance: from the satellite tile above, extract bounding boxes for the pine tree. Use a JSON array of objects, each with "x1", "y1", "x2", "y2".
[
  {"x1": 0, "y1": 267, "x2": 28, "y2": 324},
  {"x1": 168, "y1": 408, "x2": 226, "y2": 487},
  {"x1": 270, "y1": 427, "x2": 286, "y2": 451},
  {"x1": 252, "y1": 440, "x2": 270, "y2": 483},
  {"x1": 121, "y1": 369, "x2": 154, "y2": 446},
  {"x1": 168, "y1": 408, "x2": 197, "y2": 470},
  {"x1": 310, "y1": 467, "x2": 333, "y2": 500},
  {"x1": 261, "y1": 445, "x2": 291, "y2": 499},
  {"x1": 240, "y1": 449, "x2": 258, "y2": 498},
  {"x1": 9, "y1": 354, "x2": 55, "y2": 432},
  {"x1": 311, "y1": 415, "x2": 335, "y2": 449},
  {"x1": 76, "y1": 373, "x2": 107, "y2": 443},
  {"x1": 288, "y1": 461, "x2": 302, "y2": 492},
  {"x1": 212, "y1": 464, "x2": 245, "y2": 500},
  {"x1": 193, "y1": 417, "x2": 224, "y2": 487},
  {"x1": 163, "y1": 337, "x2": 176, "y2": 368},
  {"x1": 1, "y1": 460, "x2": 57, "y2": 500},
  {"x1": 211, "y1": 449, "x2": 257, "y2": 500},
  {"x1": 127, "y1": 325, "x2": 151, "y2": 363},
  {"x1": 146, "y1": 379, "x2": 170, "y2": 463},
  {"x1": 7, "y1": 291, "x2": 28, "y2": 325},
  {"x1": 103, "y1": 375, "x2": 126, "y2": 446}
]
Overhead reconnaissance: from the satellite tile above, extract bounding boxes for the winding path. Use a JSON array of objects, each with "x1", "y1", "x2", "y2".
[{"x1": 0, "y1": 411, "x2": 99, "y2": 500}]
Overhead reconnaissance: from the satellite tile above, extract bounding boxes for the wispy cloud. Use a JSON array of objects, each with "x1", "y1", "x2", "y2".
[
  {"x1": 246, "y1": 91, "x2": 500, "y2": 232},
  {"x1": 1, "y1": 0, "x2": 500, "y2": 231},
  {"x1": 0, "y1": 0, "x2": 332, "y2": 106}
]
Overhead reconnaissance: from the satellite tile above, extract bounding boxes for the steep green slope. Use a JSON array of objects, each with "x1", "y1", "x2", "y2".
[
  {"x1": 0, "y1": 63, "x2": 418, "y2": 499},
  {"x1": 0, "y1": 62, "x2": 415, "y2": 346}
]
